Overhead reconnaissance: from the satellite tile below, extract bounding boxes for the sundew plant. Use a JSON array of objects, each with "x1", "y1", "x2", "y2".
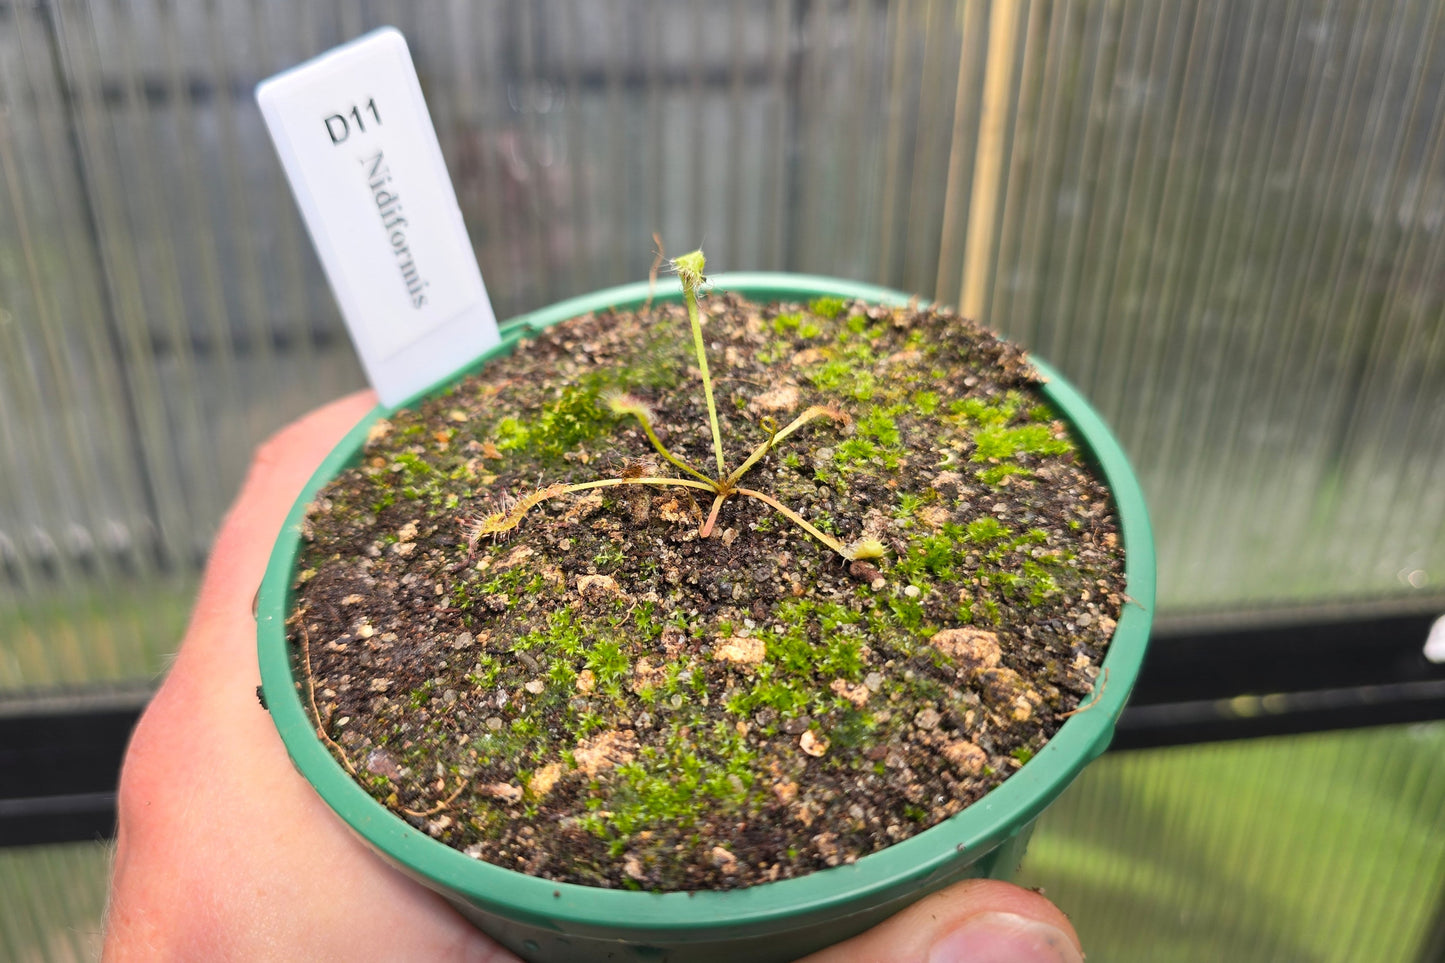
[{"x1": 469, "y1": 249, "x2": 885, "y2": 563}]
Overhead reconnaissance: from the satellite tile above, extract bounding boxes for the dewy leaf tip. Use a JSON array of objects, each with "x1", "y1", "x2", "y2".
[{"x1": 670, "y1": 249, "x2": 707, "y2": 290}]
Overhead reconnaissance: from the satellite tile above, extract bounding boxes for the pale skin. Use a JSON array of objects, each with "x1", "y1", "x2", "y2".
[{"x1": 103, "y1": 391, "x2": 1085, "y2": 963}]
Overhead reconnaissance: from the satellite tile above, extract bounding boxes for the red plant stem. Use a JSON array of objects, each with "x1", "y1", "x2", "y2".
[{"x1": 700, "y1": 493, "x2": 728, "y2": 538}]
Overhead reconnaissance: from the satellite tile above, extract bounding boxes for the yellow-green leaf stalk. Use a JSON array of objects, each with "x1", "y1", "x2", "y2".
[
  {"x1": 671, "y1": 249, "x2": 726, "y2": 478},
  {"x1": 604, "y1": 391, "x2": 713, "y2": 485}
]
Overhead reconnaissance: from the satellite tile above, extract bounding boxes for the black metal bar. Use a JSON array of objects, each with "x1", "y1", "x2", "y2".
[
  {"x1": 1107, "y1": 608, "x2": 1445, "y2": 749},
  {"x1": 1103, "y1": 607, "x2": 1445, "y2": 751},
  {"x1": 0, "y1": 688, "x2": 147, "y2": 846},
  {"x1": 1113, "y1": 678, "x2": 1445, "y2": 751},
  {"x1": 1136, "y1": 610, "x2": 1444, "y2": 700},
  {"x1": 0, "y1": 792, "x2": 118, "y2": 848}
]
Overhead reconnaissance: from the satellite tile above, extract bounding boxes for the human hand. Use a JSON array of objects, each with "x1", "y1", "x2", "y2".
[{"x1": 104, "y1": 393, "x2": 1083, "y2": 963}]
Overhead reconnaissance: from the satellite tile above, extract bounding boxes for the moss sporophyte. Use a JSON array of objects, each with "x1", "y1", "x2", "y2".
[{"x1": 468, "y1": 249, "x2": 887, "y2": 564}]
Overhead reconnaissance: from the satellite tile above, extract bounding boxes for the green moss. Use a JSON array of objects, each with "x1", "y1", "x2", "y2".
[
  {"x1": 966, "y1": 517, "x2": 1011, "y2": 544},
  {"x1": 816, "y1": 603, "x2": 865, "y2": 674},
  {"x1": 807, "y1": 358, "x2": 877, "y2": 401},
  {"x1": 767, "y1": 623, "x2": 815, "y2": 675},
  {"x1": 972, "y1": 423, "x2": 1072, "y2": 462},
  {"x1": 772, "y1": 311, "x2": 803, "y2": 334},
  {"x1": 493, "y1": 416, "x2": 527, "y2": 449},
  {"x1": 978, "y1": 464, "x2": 1031, "y2": 486},
  {"x1": 590, "y1": 724, "x2": 756, "y2": 840},
  {"x1": 547, "y1": 659, "x2": 577, "y2": 688},
  {"x1": 912, "y1": 390, "x2": 941, "y2": 415},
  {"x1": 808, "y1": 296, "x2": 848, "y2": 320},
  {"x1": 585, "y1": 639, "x2": 630, "y2": 696},
  {"x1": 575, "y1": 709, "x2": 609, "y2": 737},
  {"x1": 516, "y1": 608, "x2": 587, "y2": 658},
  {"x1": 858, "y1": 408, "x2": 902, "y2": 447},
  {"x1": 886, "y1": 593, "x2": 926, "y2": 630},
  {"x1": 466, "y1": 653, "x2": 502, "y2": 688},
  {"x1": 993, "y1": 571, "x2": 1025, "y2": 597},
  {"x1": 1020, "y1": 561, "x2": 1061, "y2": 604},
  {"x1": 631, "y1": 600, "x2": 661, "y2": 639},
  {"x1": 893, "y1": 492, "x2": 924, "y2": 523},
  {"x1": 407, "y1": 679, "x2": 436, "y2": 709},
  {"x1": 392, "y1": 451, "x2": 433, "y2": 478},
  {"x1": 834, "y1": 437, "x2": 879, "y2": 469},
  {"x1": 949, "y1": 394, "x2": 1024, "y2": 427},
  {"x1": 808, "y1": 359, "x2": 849, "y2": 391},
  {"x1": 756, "y1": 340, "x2": 787, "y2": 364},
  {"x1": 495, "y1": 382, "x2": 609, "y2": 459},
  {"x1": 593, "y1": 543, "x2": 626, "y2": 569},
  {"x1": 726, "y1": 665, "x2": 811, "y2": 718},
  {"x1": 465, "y1": 564, "x2": 549, "y2": 614},
  {"x1": 723, "y1": 598, "x2": 874, "y2": 722},
  {"x1": 389, "y1": 450, "x2": 441, "y2": 502},
  {"x1": 359, "y1": 771, "x2": 393, "y2": 794},
  {"x1": 897, "y1": 533, "x2": 959, "y2": 580},
  {"x1": 841, "y1": 339, "x2": 879, "y2": 368},
  {"x1": 479, "y1": 563, "x2": 546, "y2": 601},
  {"x1": 510, "y1": 714, "x2": 541, "y2": 738}
]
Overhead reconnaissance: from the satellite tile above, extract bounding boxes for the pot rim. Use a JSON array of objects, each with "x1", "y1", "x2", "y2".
[{"x1": 257, "y1": 272, "x2": 1155, "y2": 937}]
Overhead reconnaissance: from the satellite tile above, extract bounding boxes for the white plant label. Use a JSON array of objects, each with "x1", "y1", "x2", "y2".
[{"x1": 257, "y1": 27, "x2": 499, "y2": 406}]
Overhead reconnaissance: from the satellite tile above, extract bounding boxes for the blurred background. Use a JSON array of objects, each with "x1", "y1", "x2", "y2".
[{"x1": 2, "y1": 0, "x2": 1443, "y2": 959}]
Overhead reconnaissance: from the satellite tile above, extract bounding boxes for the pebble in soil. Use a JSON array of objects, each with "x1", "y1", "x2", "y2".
[{"x1": 289, "y1": 292, "x2": 1127, "y2": 891}]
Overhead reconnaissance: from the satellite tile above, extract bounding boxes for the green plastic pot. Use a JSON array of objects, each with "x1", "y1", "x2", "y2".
[{"x1": 258, "y1": 273, "x2": 1155, "y2": 963}]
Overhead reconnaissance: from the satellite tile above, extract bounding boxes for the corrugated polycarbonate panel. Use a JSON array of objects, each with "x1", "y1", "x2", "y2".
[
  {"x1": 0, "y1": 2, "x2": 1441, "y2": 654},
  {"x1": 2, "y1": 3, "x2": 1441, "y2": 692},
  {"x1": 1020, "y1": 722, "x2": 1445, "y2": 963},
  {"x1": 0, "y1": 842, "x2": 109, "y2": 962}
]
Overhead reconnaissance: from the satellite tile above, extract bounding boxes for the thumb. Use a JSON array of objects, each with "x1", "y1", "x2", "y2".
[
  {"x1": 183, "y1": 389, "x2": 377, "y2": 655},
  {"x1": 801, "y1": 879, "x2": 1084, "y2": 963}
]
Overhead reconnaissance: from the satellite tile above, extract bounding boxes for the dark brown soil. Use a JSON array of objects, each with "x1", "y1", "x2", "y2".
[{"x1": 289, "y1": 291, "x2": 1125, "y2": 891}]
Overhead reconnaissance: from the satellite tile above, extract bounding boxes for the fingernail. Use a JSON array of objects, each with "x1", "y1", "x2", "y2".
[{"x1": 928, "y1": 911, "x2": 1084, "y2": 963}]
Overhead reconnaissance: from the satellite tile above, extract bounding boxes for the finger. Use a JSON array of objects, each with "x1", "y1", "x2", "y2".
[
  {"x1": 800, "y1": 879, "x2": 1083, "y2": 963},
  {"x1": 137, "y1": 390, "x2": 379, "y2": 754},
  {"x1": 191, "y1": 389, "x2": 379, "y2": 638},
  {"x1": 136, "y1": 390, "x2": 379, "y2": 746},
  {"x1": 108, "y1": 388, "x2": 520, "y2": 961},
  {"x1": 115, "y1": 391, "x2": 378, "y2": 809}
]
